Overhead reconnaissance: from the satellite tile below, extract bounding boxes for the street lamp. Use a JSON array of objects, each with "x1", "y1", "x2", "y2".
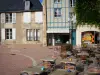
[
  {"x1": 68, "y1": 12, "x2": 73, "y2": 45},
  {"x1": 68, "y1": 12, "x2": 76, "y2": 47}
]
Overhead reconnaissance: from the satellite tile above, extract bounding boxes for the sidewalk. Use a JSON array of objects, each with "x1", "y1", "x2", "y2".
[
  {"x1": 0, "y1": 44, "x2": 56, "y2": 75},
  {"x1": 0, "y1": 44, "x2": 55, "y2": 65}
]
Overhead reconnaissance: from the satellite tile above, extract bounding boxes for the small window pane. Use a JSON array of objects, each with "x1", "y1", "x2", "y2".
[
  {"x1": 10, "y1": 35, "x2": 12, "y2": 39},
  {"x1": 6, "y1": 36, "x2": 9, "y2": 39}
]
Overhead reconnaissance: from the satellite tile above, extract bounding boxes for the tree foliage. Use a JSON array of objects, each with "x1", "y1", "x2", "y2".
[{"x1": 75, "y1": 0, "x2": 100, "y2": 28}]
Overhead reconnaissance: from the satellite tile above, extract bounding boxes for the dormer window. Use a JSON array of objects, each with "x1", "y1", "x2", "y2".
[
  {"x1": 25, "y1": 1, "x2": 30, "y2": 10},
  {"x1": 54, "y1": 0, "x2": 61, "y2": 3}
]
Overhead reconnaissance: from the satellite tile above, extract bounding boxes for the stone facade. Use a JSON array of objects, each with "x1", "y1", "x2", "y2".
[{"x1": 0, "y1": 12, "x2": 43, "y2": 45}]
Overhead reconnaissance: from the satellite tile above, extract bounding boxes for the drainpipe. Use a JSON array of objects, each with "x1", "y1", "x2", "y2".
[
  {"x1": 42, "y1": 0, "x2": 47, "y2": 46},
  {"x1": 68, "y1": 0, "x2": 71, "y2": 44}
]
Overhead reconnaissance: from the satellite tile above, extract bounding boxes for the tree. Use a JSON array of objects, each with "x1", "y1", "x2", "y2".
[{"x1": 75, "y1": 0, "x2": 100, "y2": 28}]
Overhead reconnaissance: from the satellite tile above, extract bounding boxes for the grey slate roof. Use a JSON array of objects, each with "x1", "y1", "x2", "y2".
[{"x1": 0, "y1": 0, "x2": 42, "y2": 12}]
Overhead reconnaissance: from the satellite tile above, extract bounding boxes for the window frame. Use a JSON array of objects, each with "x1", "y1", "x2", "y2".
[
  {"x1": 70, "y1": 0, "x2": 76, "y2": 7},
  {"x1": 5, "y1": 29, "x2": 12, "y2": 40},
  {"x1": 5, "y1": 13, "x2": 12, "y2": 23},
  {"x1": 26, "y1": 29, "x2": 40, "y2": 41},
  {"x1": 26, "y1": 29, "x2": 34, "y2": 41},
  {"x1": 54, "y1": 8, "x2": 62, "y2": 17},
  {"x1": 34, "y1": 29, "x2": 40, "y2": 41}
]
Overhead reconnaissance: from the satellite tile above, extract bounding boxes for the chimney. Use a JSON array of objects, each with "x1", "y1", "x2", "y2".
[{"x1": 25, "y1": 0, "x2": 30, "y2": 10}]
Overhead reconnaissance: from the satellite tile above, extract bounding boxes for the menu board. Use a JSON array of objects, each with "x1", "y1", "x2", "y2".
[{"x1": 82, "y1": 32, "x2": 94, "y2": 44}]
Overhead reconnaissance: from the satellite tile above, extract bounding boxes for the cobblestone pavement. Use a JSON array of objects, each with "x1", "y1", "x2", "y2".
[{"x1": 0, "y1": 44, "x2": 54, "y2": 75}]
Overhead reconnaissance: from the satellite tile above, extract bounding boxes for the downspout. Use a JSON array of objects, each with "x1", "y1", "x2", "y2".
[
  {"x1": 43, "y1": 0, "x2": 47, "y2": 46},
  {"x1": 68, "y1": 0, "x2": 71, "y2": 44}
]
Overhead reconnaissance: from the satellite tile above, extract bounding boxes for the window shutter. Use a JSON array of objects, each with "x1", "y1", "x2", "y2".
[
  {"x1": 35, "y1": 12, "x2": 43, "y2": 23},
  {"x1": 23, "y1": 12, "x2": 31, "y2": 23},
  {"x1": 12, "y1": 13, "x2": 16, "y2": 23},
  {"x1": 34, "y1": 29, "x2": 36, "y2": 40},
  {"x1": 1, "y1": 13, "x2": 5, "y2": 23},
  {"x1": 1, "y1": 28, "x2": 5, "y2": 40},
  {"x1": 37, "y1": 29, "x2": 40, "y2": 40},
  {"x1": 12, "y1": 28, "x2": 16, "y2": 40},
  {"x1": 27, "y1": 30, "x2": 30, "y2": 40},
  {"x1": 30, "y1": 30, "x2": 33, "y2": 40}
]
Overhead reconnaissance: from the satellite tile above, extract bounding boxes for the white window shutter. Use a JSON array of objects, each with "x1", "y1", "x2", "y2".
[
  {"x1": 37, "y1": 30, "x2": 40, "y2": 40},
  {"x1": 12, "y1": 28, "x2": 16, "y2": 40},
  {"x1": 27, "y1": 30, "x2": 30, "y2": 40},
  {"x1": 12, "y1": 13, "x2": 16, "y2": 23},
  {"x1": 1, "y1": 13, "x2": 5, "y2": 23},
  {"x1": 27, "y1": 30, "x2": 30, "y2": 37},
  {"x1": 1, "y1": 28, "x2": 5, "y2": 40},
  {"x1": 34, "y1": 29, "x2": 36, "y2": 40},
  {"x1": 35, "y1": 12, "x2": 43, "y2": 23},
  {"x1": 23, "y1": 12, "x2": 31, "y2": 23},
  {"x1": 30, "y1": 30, "x2": 33, "y2": 40}
]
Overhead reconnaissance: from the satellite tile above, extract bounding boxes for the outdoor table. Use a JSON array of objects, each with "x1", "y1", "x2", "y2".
[
  {"x1": 20, "y1": 66, "x2": 44, "y2": 75},
  {"x1": 77, "y1": 51, "x2": 89, "y2": 60},
  {"x1": 49, "y1": 69, "x2": 76, "y2": 75},
  {"x1": 60, "y1": 58, "x2": 77, "y2": 72},
  {"x1": 87, "y1": 68, "x2": 100, "y2": 75},
  {"x1": 41, "y1": 57, "x2": 57, "y2": 72}
]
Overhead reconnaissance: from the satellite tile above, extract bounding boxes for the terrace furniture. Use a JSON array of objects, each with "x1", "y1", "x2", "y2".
[
  {"x1": 87, "y1": 67, "x2": 100, "y2": 75},
  {"x1": 49, "y1": 69, "x2": 76, "y2": 75},
  {"x1": 60, "y1": 58, "x2": 77, "y2": 72},
  {"x1": 20, "y1": 66, "x2": 45, "y2": 75},
  {"x1": 41, "y1": 56, "x2": 57, "y2": 73}
]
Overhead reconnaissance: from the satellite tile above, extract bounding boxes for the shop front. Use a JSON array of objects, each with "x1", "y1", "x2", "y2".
[{"x1": 47, "y1": 33, "x2": 70, "y2": 46}]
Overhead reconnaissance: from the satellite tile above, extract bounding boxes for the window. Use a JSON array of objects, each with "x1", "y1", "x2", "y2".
[
  {"x1": 26, "y1": 29, "x2": 40, "y2": 41},
  {"x1": 26, "y1": 29, "x2": 34, "y2": 41},
  {"x1": 54, "y1": 0, "x2": 61, "y2": 3},
  {"x1": 70, "y1": 0, "x2": 76, "y2": 7},
  {"x1": 1, "y1": 28, "x2": 16, "y2": 40},
  {"x1": 23, "y1": 12, "x2": 31, "y2": 23},
  {"x1": 5, "y1": 29, "x2": 12, "y2": 39},
  {"x1": 69, "y1": 12, "x2": 74, "y2": 18},
  {"x1": 54, "y1": 8, "x2": 61, "y2": 17},
  {"x1": 35, "y1": 12, "x2": 43, "y2": 23},
  {"x1": 34, "y1": 29, "x2": 40, "y2": 41},
  {"x1": 1, "y1": 13, "x2": 16, "y2": 23},
  {"x1": 5, "y1": 13, "x2": 12, "y2": 23},
  {"x1": 25, "y1": 1, "x2": 30, "y2": 10}
]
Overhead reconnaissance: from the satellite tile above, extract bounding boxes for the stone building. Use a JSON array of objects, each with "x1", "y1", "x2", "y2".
[{"x1": 0, "y1": 0, "x2": 43, "y2": 45}]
